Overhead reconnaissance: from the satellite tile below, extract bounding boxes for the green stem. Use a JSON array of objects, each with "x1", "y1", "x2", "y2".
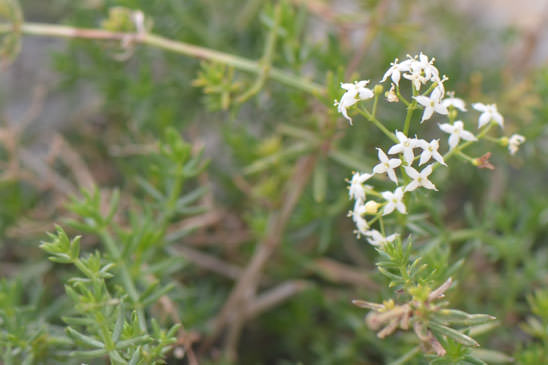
[
  {"x1": 2, "y1": 22, "x2": 326, "y2": 96},
  {"x1": 73, "y1": 258, "x2": 96, "y2": 280},
  {"x1": 159, "y1": 164, "x2": 185, "y2": 234},
  {"x1": 236, "y1": 2, "x2": 282, "y2": 103},
  {"x1": 99, "y1": 231, "x2": 147, "y2": 332},
  {"x1": 357, "y1": 108, "x2": 398, "y2": 143},
  {"x1": 395, "y1": 85, "x2": 410, "y2": 106},
  {"x1": 371, "y1": 93, "x2": 379, "y2": 118},
  {"x1": 402, "y1": 102, "x2": 416, "y2": 136},
  {"x1": 455, "y1": 151, "x2": 475, "y2": 164}
]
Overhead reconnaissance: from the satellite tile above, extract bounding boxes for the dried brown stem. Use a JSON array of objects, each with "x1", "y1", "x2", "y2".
[
  {"x1": 172, "y1": 246, "x2": 243, "y2": 280},
  {"x1": 246, "y1": 280, "x2": 310, "y2": 320},
  {"x1": 202, "y1": 154, "x2": 317, "y2": 360}
]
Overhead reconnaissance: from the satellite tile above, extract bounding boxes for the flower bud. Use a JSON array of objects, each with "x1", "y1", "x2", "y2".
[
  {"x1": 385, "y1": 84, "x2": 399, "y2": 103},
  {"x1": 448, "y1": 109, "x2": 458, "y2": 121},
  {"x1": 364, "y1": 200, "x2": 380, "y2": 214},
  {"x1": 374, "y1": 84, "x2": 384, "y2": 95}
]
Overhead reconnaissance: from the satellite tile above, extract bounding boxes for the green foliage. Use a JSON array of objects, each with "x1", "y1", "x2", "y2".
[{"x1": 0, "y1": 0, "x2": 547, "y2": 364}]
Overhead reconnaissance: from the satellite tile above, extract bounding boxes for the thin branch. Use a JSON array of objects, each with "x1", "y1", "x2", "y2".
[
  {"x1": 311, "y1": 258, "x2": 379, "y2": 289},
  {"x1": 171, "y1": 246, "x2": 243, "y2": 280},
  {"x1": 50, "y1": 134, "x2": 96, "y2": 190},
  {"x1": 245, "y1": 280, "x2": 311, "y2": 320},
  {"x1": 1, "y1": 22, "x2": 326, "y2": 96},
  {"x1": 202, "y1": 155, "x2": 317, "y2": 359}
]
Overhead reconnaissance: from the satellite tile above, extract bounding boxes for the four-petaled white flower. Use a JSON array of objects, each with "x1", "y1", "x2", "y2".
[
  {"x1": 335, "y1": 80, "x2": 374, "y2": 124},
  {"x1": 382, "y1": 187, "x2": 407, "y2": 215},
  {"x1": 414, "y1": 52, "x2": 440, "y2": 82},
  {"x1": 403, "y1": 68, "x2": 429, "y2": 91},
  {"x1": 472, "y1": 102, "x2": 504, "y2": 129},
  {"x1": 348, "y1": 200, "x2": 369, "y2": 237},
  {"x1": 442, "y1": 96, "x2": 467, "y2": 112},
  {"x1": 348, "y1": 172, "x2": 372, "y2": 202},
  {"x1": 508, "y1": 134, "x2": 526, "y2": 155},
  {"x1": 364, "y1": 229, "x2": 399, "y2": 247},
  {"x1": 388, "y1": 131, "x2": 419, "y2": 164},
  {"x1": 381, "y1": 58, "x2": 413, "y2": 86},
  {"x1": 439, "y1": 120, "x2": 477, "y2": 150},
  {"x1": 404, "y1": 165, "x2": 437, "y2": 192},
  {"x1": 381, "y1": 53, "x2": 442, "y2": 91},
  {"x1": 373, "y1": 148, "x2": 402, "y2": 184},
  {"x1": 414, "y1": 86, "x2": 448, "y2": 123},
  {"x1": 416, "y1": 139, "x2": 446, "y2": 166}
]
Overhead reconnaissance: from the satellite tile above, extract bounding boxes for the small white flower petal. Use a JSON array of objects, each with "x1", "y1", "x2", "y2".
[
  {"x1": 439, "y1": 123, "x2": 454, "y2": 134},
  {"x1": 460, "y1": 130, "x2": 477, "y2": 142},
  {"x1": 472, "y1": 103, "x2": 487, "y2": 112},
  {"x1": 386, "y1": 168, "x2": 398, "y2": 184},
  {"x1": 383, "y1": 202, "x2": 396, "y2": 215},
  {"x1": 396, "y1": 201, "x2": 407, "y2": 214},
  {"x1": 448, "y1": 134, "x2": 459, "y2": 150},
  {"x1": 478, "y1": 112, "x2": 491, "y2": 128},
  {"x1": 405, "y1": 181, "x2": 419, "y2": 192},
  {"x1": 404, "y1": 166, "x2": 419, "y2": 179},
  {"x1": 419, "y1": 150, "x2": 431, "y2": 166},
  {"x1": 388, "y1": 144, "x2": 403, "y2": 155}
]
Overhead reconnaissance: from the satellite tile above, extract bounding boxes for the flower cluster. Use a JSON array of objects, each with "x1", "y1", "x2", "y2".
[
  {"x1": 347, "y1": 131, "x2": 441, "y2": 243},
  {"x1": 338, "y1": 52, "x2": 526, "y2": 248}
]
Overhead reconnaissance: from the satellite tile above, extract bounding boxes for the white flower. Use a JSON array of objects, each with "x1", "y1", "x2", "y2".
[
  {"x1": 354, "y1": 218, "x2": 369, "y2": 238},
  {"x1": 416, "y1": 139, "x2": 446, "y2": 166},
  {"x1": 382, "y1": 187, "x2": 406, "y2": 215},
  {"x1": 442, "y1": 96, "x2": 467, "y2": 112},
  {"x1": 364, "y1": 229, "x2": 399, "y2": 247},
  {"x1": 414, "y1": 86, "x2": 448, "y2": 123},
  {"x1": 386, "y1": 84, "x2": 399, "y2": 103},
  {"x1": 439, "y1": 120, "x2": 477, "y2": 150},
  {"x1": 335, "y1": 80, "x2": 374, "y2": 124},
  {"x1": 472, "y1": 103, "x2": 504, "y2": 128},
  {"x1": 508, "y1": 134, "x2": 526, "y2": 155},
  {"x1": 403, "y1": 68, "x2": 429, "y2": 91},
  {"x1": 373, "y1": 148, "x2": 401, "y2": 184},
  {"x1": 348, "y1": 200, "x2": 369, "y2": 237},
  {"x1": 388, "y1": 131, "x2": 419, "y2": 164},
  {"x1": 348, "y1": 172, "x2": 372, "y2": 202},
  {"x1": 415, "y1": 52, "x2": 440, "y2": 82},
  {"x1": 402, "y1": 53, "x2": 440, "y2": 91},
  {"x1": 383, "y1": 53, "x2": 441, "y2": 91},
  {"x1": 381, "y1": 58, "x2": 412, "y2": 86},
  {"x1": 404, "y1": 165, "x2": 437, "y2": 192}
]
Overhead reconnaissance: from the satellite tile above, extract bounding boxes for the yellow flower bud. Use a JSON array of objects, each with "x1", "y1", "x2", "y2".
[
  {"x1": 373, "y1": 84, "x2": 384, "y2": 95},
  {"x1": 364, "y1": 200, "x2": 380, "y2": 214}
]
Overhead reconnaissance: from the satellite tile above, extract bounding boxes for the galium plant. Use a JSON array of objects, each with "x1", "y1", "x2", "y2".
[
  {"x1": 0, "y1": 0, "x2": 542, "y2": 363},
  {"x1": 337, "y1": 52, "x2": 525, "y2": 361}
]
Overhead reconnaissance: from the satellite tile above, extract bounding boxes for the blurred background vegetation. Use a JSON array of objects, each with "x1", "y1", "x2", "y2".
[{"x1": 1, "y1": 0, "x2": 548, "y2": 363}]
